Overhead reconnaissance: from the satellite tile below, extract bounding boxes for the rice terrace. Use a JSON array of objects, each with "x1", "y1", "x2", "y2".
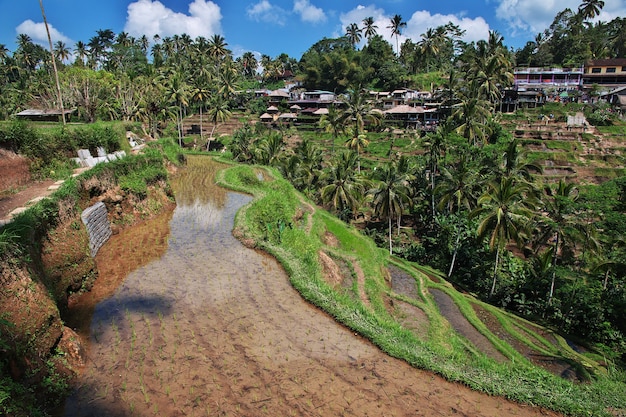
[{"x1": 1, "y1": 0, "x2": 626, "y2": 416}]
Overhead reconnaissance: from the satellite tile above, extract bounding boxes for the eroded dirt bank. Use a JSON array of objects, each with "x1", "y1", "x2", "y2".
[{"x1": 57, "y1": 159, "x2": 561, "y2": 417}]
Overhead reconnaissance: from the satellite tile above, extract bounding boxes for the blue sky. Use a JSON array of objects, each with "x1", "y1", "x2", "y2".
[{"x1": 1, "y1": 0, "x2": 625, "y2": 60}]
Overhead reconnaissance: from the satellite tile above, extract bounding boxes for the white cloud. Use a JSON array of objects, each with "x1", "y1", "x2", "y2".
[
  {"x1": 124, "y1": 0, "x2": 222, "y2": 40},
  {"x1": 293, "y1": 0, "x2": 327, "y2": 24},
  {"x1": 15, "y1": 19, "x2": 73, "y2": 47},
  {"x1": 405, "y1": 11, "x2": 491, "y2": 44},
  {"x1": 338, "y1": 5, "x2": 388, "y2": 45},
  {"x1": 247, "y1": 0, "x2": 288, "y2": 26},
  {"x1": 493, "y1": 0, "x2": 626, "y2": 36},
  {"x1": 339, "y1": 6, "x2": 491, "y2": 49}
]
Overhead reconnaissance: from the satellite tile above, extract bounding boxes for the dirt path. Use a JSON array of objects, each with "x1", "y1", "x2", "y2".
[{"x1": 0, "y1": 180, "x2": 57, "y2": 222}]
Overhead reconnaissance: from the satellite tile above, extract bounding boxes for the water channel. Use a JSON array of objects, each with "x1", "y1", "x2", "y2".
[{"x1": 56, "y1": 156, "x2": 558, "y2": 417}]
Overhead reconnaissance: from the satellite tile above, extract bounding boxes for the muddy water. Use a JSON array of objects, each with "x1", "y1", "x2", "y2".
[{"x1": 58, "y1": 156, "x2": 562, "y2": 417}]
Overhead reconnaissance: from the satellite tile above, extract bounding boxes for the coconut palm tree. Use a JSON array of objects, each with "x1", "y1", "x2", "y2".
[
  {"x1": 241, "y1": 51, "x2": 258, "y2": 78},
  {"x1": 387, "y1": 14, "x2": 406, "y2": 55},
  {"x1": 53, "y1": 41, "x2": 70, "y2": 63},
  {"x1": 345, "y1": 23, "x2": 363, "y2": 47},
  {"x1": 162, "y1": 69, "x2": 189, "y2": 146},
  {"x1": 452, "y1": 83, "x2": 492, "y2": 146},
  {"x1": 320, "y1": 151, "x2": 366, "y2": 221},
  {"x1": 579, "y1": 0, "x2": 605, "y2": 20},
  {"x1": 368, "y1": 158, "x2": 412, "y2": 254},
  {"x1": 472, "y1": 176, "x2": 537, "y2": 298},
  {"x1": 533, "y1": 180, "x2": 581, "y2": 304},
  {"x1": 318, "y1": 104, "x2": 346, "y2": 154},
  {"x1": 208, "y1": 34, "x2": 229, "y2": 64},
  {"x1": 341, "y1": 89, "x2": 381, "y2": 171},
  {"x1": 206, "y1": 94, "x2": 231, "y2": 151},
  {"x1": 74, "y1": 41, "x2": 88, "y2": 66},
  {"x1": 437, "y1": 154, "x2": 480, "y2": 277},
  {"x1": 254, "y1": 131, "x2": 284, "y2": 166},
  {"x1": 362, "y1": 17, "x2": 378, "y2": 43}
]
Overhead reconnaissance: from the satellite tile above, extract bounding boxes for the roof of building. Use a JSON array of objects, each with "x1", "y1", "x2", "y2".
[{"x1": 586, "y1": 58, "x2": 626, "y2": 67}]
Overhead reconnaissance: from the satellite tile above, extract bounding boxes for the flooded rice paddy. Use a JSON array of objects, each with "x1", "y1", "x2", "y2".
[{"x1": 57, "y1": 156, "x2": 561, "y2": 417}]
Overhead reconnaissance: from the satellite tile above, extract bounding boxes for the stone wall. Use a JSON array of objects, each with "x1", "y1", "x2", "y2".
[{"x1": 81, "y1": 202, "x2": 112, "y2": 257}]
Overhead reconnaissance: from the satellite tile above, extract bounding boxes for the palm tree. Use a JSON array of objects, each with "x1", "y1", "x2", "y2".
[
  {"x1": 190, "y1": 74, "x2": 211, "y2": 147},
  {"x1": 387, "y1": 14, "x2": 406, "y2": 55},
  {"x1": 341, "y1": 89, "x2": 381, "y2": 171},
  {"x1": 39, "y1": 0, "x2": 65, "y2": 125},
  {"x1": 472, "y1": 176, "x2": 537, "y2": 297},
  {"x1": 318, "y1": 104, "x2": 346, "y2": 154},
  {"x1": 241, "y1": 51, "x2": 258, "y2": 78},
  {"x1": 452, "y1": 83, "x2": 492, "y2": 145},
  {"x1": 362, "y1": 17, "x2": 378, "y2": 43},
  {"x1": 162, "y1": 69, "x2": 189, "y2": 146},
  {"x1": 418, "y1": 28, "x2": 442, "y2": 71},
  {"x1": 501, "y1": 139, "x2": 543, "y2": 182},
  {"x1": 579, "y1": 0, "x2": 605, "y2": 20},
  {"x1": 254, "y1": 132, "x2": 284, "y2": 166},
  {"x1": 437, "y1": 154, "x2": 480, "y2": 277},
  {"x1": 368, "y1": 158, "x2": 412, "y2": 255},
  {"x1": 345, "y1": 133, "x2": 370, "y2": 173},
  {"x1": 345, "y1": 23, "x2": 363, "y2": 47},
  {"x1": 208, "y1": 34, "x2": 229, "y2": 64},
  {"x1": 320, "y1": 151, "x2": 366, "y2": 221},
  {"x1": 53, "y1": 41, "x2": 70, "y2": 63},
  {"x1": 206, "y1": 94, "x2": 231, "y2": 151},
  {"x1": 74, "y1": 41, "x2": 88, "y2": 66},
  {"x1": 533, "y1": 180, "x2": 580, "y2": 304}
]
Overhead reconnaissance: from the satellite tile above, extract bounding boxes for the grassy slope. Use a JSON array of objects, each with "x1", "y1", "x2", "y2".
[{"x1": 216, "y1": 159, "x2": 626, "y2": 417}]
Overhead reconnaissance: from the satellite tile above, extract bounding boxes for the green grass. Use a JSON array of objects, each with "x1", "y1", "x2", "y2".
[{"x1": 216, "y1": 160, "x2": 626, "y2": 417}]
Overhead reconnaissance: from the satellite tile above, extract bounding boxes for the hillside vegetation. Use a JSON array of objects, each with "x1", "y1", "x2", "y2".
[{"x1": 216, "y1": 160, "x2": 626, "y2": 416}]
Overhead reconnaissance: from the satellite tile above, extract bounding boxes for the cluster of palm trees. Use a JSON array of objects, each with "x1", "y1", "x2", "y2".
[{"x1": 344, "y1": 14, "x2": 406, "y2": 55}]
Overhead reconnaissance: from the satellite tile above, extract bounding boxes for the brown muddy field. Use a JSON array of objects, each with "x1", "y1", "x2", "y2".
[{"x1": 53, "y1": 159, "x2": 561, "y2": 417}]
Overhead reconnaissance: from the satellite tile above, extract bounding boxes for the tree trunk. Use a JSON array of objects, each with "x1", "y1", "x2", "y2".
[
  {"x1": 207, "y1": 123, "x2": 217, "y2": 151},
  {"x1": 388, "y1": 214, "x2": 393, "y2": 255},
  {"x1": 177, "y1": 105, "x2": 183, "y2": 147},
  {"x1": 490, "y1": 246, "x2": 500, "y2": 298},
  {"x1": 199, "y1": 105, "x2": 204, "y2": 149},
  {"x1": 448, "y1": 226, "x2": 461, "y2": 278},
  {"x1": 548, "y1": 234, "x2": 560, "y2": 305},
  {"x1": 40, "y1": 0, "x2": 65, "y2": 126}
]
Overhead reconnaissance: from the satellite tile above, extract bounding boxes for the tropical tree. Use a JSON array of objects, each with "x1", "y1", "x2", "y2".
[
  {"x1": 362, "y1": 17, "x2": 378, "y2": 43},
  {"x1": 240, "y1": 51, "x2": 258, "y2": 78},
  {"x1": 472, "y1": 176, "x2": 537, "y2": 297},
  {"x1": 368, "y1": 157, "x2": 412, "y2": 254},
  {"x1": 436, "y1": 153, "x2": 480, "y2": 277},
  {"x1": 579, "y1": 0, "x2": 605, "y2": 20},
  {"x1": 190, "y1": 73, "x2": 211, "y2": 147},
  {"x1": 161, "y1": 69, "x2": 189, "y2": 146},
  {"x1": 74, "y1": 41, "x2": 88, "y2": 66},
  {"x1": 387, "y1": 14, "x2": 406, "y2": 55},
  {"x1": 533, "y1": 180, "x2": 581, "y2": 304},
  {"x1": 254, "y1": 131, "x2": 284, "y2": 166},
  {"x1": 320, "y1": 151, "x2": 366, "y2": 221},
  {"x1": 318, "y1": 104, "x2": 346, "y2": 154},
  {"x1": 206, "y1": 94, "x2": 231, "y2": 151},
  {"x1": 53, "y1": 41, "x2": 70, "y2": 63},
  {"x1": 345, "y1": 23, "x2": 363, "y2": 47},
  {"x1": 451, "y1": 82, "x2": 492, "y2": 145},
  {"x1": 341, "y1": 89, "x2": 381, "y2": 171}
]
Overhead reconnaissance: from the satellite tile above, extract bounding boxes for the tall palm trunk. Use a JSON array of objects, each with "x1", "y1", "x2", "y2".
[
  {"x1": 490, "y1": 246, "x2": 500, "y2": 298},
  {"x1": 40, "y1": 0, "x2": 65, "y2": 126},
  {"x1": 199, "y1": 105, "x2": 204, "y2": 148},
  {"x1": 388, "y1": 213, "x2": 393, "y2": 255},
  {"x1": 548, "y1": 233, "x2": 560, "y2": 305},
  {"x1": 448, "y1": 226, "x2": 462, "y2": 278}
]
